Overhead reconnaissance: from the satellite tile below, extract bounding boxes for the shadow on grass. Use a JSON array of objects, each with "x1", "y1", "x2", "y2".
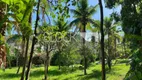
[
  {"x1": 30, "y1": 69, "x2": 64, "y2": 77},
  {"x1": 77, "y1": 70, "x2": 102, "y2": 80},
  {"x1": 0, "y1": 69, "x2": 64, "y2": 79},
  {"x1": 0, "y1": 73, "x2": 21, "y2": 79}
]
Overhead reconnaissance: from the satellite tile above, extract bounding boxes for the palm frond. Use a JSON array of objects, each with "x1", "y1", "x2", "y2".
[
  {"x1": 77, "y1": 0, "x2": 88, "y2": 13},
  {"x1": 70, "y1": 18, "x2": 82, "y2": 27},
  {"x1": 80, "y1": 0, "x2": 88, "y2": 10},
  {"x1": 62, "y1": 21, "x2": 70, "y2": 31},
  {"x1": 104, "y1": 17, "x2": 113, "y2": 28},
  {"x1": 7, "y1": 34, "x2": 22, "y2": 43},
  {"x1": 87, "y1": 18, "x2": 100, "y2": 27},
  {"x1": 87, "y1": 4, "x2": 98, "y2": 16},
  {"x1": 70, "y1": 9, "x2": 82, "y2": 17},
  {"x1": 114, "y1": 33, "x2": 122, "y2": 42}
]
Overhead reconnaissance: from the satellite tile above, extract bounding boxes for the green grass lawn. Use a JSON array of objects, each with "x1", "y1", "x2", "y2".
[{"x1": 0, "y1": 62, "x2": 130, "y2": 80}]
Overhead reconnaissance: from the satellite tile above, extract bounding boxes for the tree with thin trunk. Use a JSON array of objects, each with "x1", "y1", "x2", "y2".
[
  {"x1": 98, "y1": 0, "x2": 106, "y2": 80},
  {"x1": 25, "y1": 0, "x2": 40, "y2": 80},
  {"x1": 104, "y1": 17, "x2": 121, "y2": 69},
  {"x1": 20, "y1": 13, "x2": 32, "y2": 80},
  {"x1": 70, "y1": 0, "x2": 98, "y2": 75},
  {"x1": 104, "y1": 17, "x2": 113, "y2": 70},
  {"x1": 38, "y1": 24, "x2": 55, "y2": 80}
]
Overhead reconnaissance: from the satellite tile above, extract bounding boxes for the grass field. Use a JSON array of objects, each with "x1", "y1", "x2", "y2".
[{"x1": 0, "y1": 61, "x2": 130, "y2": 80}]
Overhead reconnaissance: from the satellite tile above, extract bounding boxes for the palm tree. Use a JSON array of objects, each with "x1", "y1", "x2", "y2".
[
  {"x1": 70, "y1": 0, "x2": 98, "y2": 75},
  {"x1": 104, "y1": 17, "x2": 113, "y2": 70},
  {"x1": 98, "y1": 0, "x2": 105, "y2": 80},
  {"x1": 104, "y1": 17, "x2": 120, "y2": 70},
  {"x1": 54, "y1": 18, "x2": 69, "y2": 70}
]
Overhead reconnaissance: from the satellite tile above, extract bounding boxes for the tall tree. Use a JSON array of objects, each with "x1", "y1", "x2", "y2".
[
  {"x1": 104, "y1": 17, "x2": 120, "y2": 70},
  {"x1": 104, "y1": 17, "x2": 113, "y2": 70},
  {"x1": 20, "y1": 13, "x2": 32, "y2": 80},
  {"x1": 70, "y1": 0, "x2": 98, "y2": 75},
  {"x1": 37, "y1": 24, "x2": 55, "y2": 80},
  {"x1": 98, "y1": 0, "x2": 106, "y2": 80},
  {"x1": 25, "y1": 0, "x2": 40, "y2": 79},
  {"x1": 54, "y1": 19, "x2": 69, "y2": 70}
]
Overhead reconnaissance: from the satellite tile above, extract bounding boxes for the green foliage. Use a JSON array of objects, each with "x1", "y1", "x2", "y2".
[
  {"x1": 70, "y1": 0, "x2": 98, "y2": 30},
  {"x1": 0, "y1": 61, "x2": 129, "y2": 80},
  {"x1": 104, "y1": 0, "x2": 122, "y2": 9},
  {"x1": 32, "y1": 54, "x2": 44, "y2": 65},
  {"x1": 79, "y1": 45, "x2": 95, "y2": 68},
  {"x1": 1, "y1": 0, "x2": 34, "y2": 37},
  {"x1": 6, "y1": 34, "x2": 22, "y2": 43},
  {"x1": 0, "y1": 34, "x2": 5, "y2": 45},
  {"x1": 124, "y1": 49, "x2": 142, "y2": 80}
]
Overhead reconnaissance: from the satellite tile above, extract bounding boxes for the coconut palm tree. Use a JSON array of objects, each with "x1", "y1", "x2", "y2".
[
  {"x1": 54, "y1": 18, "x2": 70, "y2": 70},
  {"x1": 104, "y1": 17, "x2": 113, "y2": 70},
  {"x1": 70, "y1": 0, "x2": 98, "y2": 75},
  {"x1": 104, "y1": 17, "x2": 120, "y2": 70}
]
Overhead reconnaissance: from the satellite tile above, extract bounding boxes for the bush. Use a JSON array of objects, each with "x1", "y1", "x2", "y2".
[{"x1": 32, "y1": 54, "x2": 44, "y2": 65}]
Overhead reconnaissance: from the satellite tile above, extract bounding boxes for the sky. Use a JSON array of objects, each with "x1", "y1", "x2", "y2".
[{"x1": 11, "y1": 0, "x2": 122, "y2": 41}]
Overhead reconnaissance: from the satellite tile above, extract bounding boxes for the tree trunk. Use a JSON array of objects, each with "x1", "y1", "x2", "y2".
[
  {"x1": 21, "y1": 38, "x2": 29, "y2": 80},
  {"x1": 21, "y1": 12, "x2": 31, "y2": 80},
  {"x1": 114, "y1": 36, "x2": 117, "y2": 58},
  {"x1": 123, "y1": 39, "x2": 127, "y2": 57},
  {"x1": 82, "y1": 23, "x2": 87, "y2": 75},
  {"x1": 98, "y1": 0, "x2": 106, "y2": 80},
  {"x1": 16, "y1": 36, "x2": 26, "y2": 74},
  {"x1": 16, "y1": 66, "x2": 20, "y2": 74},
  {"x1": 44, "y1": 50, "x2": 50, "y2": 80},
  {"x1": 58, "y1": 51, "x2": 61, "y2": 70},
  {"x1": 98, "y1": 32, "x2": 101, "y2": 61},
  {"x1": 107, "y1": 32, "x2": 111, "y2": 70},
  {"x1": 25, "y1": 0, "x2": 40, "y2": 80}
]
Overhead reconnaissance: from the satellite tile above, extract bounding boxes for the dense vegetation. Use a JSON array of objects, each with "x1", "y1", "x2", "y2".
[{"x1": 0, "y1": 0, "x2": 141, "y2": 80}]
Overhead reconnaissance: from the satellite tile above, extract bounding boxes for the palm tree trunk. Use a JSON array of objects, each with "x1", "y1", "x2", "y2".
[
  {"x1": 58, "y1": 51, "x2": 61, "y2": 70},
  {"x1": 82, "y1": 24, "x2": 87, "y2": 75},
  {"x1": 25, "y1": 0, "x2": 40, "y2": 80},
  {"x1": 123, "y1": 39, "x2": 127, "y2": 57},
  {"x1": 98, "y1": 0, "x2": 106, "y2": 80},
  {"x1": 21, "y1": 38, "x2": 29, "y2": 80},
  {"x1": 114, "y1": 36, "x2": 117, "y2": 58},
  {"x1": 107, "y1": 32, "x2": 111, "y2": 70},
  {"x1": 98, "y1": 32, "x2": 101, "y2": 61}
]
